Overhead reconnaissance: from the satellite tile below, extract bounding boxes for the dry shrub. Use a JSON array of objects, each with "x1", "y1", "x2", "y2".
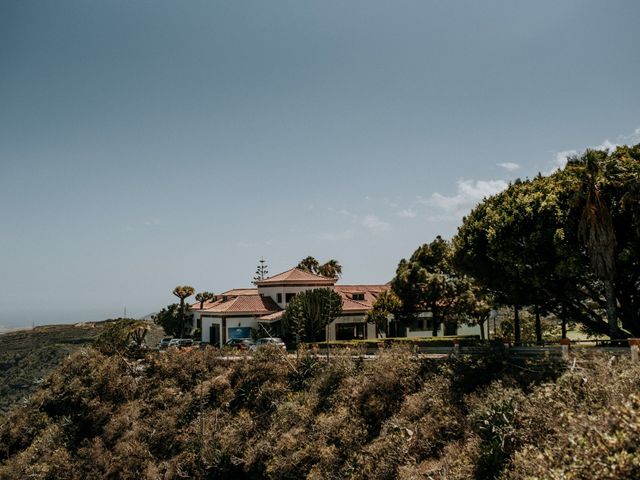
[
  {"x1": 506, "y1": 355, "x2": 640, "y2": 480},
  {"x1": 4, "y1": 343, "x2": 639, "y2": 480}
]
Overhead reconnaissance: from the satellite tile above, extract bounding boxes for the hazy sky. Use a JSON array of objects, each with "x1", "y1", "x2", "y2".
[{"x1": 1, "y1": 0, "x2": 639, "y2": 327}]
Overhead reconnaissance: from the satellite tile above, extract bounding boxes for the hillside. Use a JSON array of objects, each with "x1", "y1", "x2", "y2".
[
  {"x1": 1, "y1": 345, "x2": 639, "y2": 479},
  {"x1": 0, "y1": 322, "x2": 164, "y2": 416}
]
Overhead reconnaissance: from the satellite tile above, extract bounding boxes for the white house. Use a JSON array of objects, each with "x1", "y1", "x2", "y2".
[{"x1": 191, "y1": 267, "x2": 480, "y2": 346}]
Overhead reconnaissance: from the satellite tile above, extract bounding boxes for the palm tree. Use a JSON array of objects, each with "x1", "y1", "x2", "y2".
[
  {"x1": 318, "y1": 259, "x2": 343, "y2": 279},
  {"x1": 173, "y1": 285, "x2": 195, "y2": 338},
  {"x1": 297, "y1": 256, "x2": 320, "y2": 274},
  {"x1": 571, "y1": 151, "x2": 619, "y2": 338},
  {"x1": 195, "y1": 291, "x2": 214, "y2": 309}
]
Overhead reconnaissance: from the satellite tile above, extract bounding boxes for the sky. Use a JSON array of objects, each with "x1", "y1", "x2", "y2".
[{"x1": 1, "y1": 0, "x2": 639, "y2": 328}]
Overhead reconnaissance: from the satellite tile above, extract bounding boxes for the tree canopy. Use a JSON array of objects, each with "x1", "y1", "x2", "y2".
[
  {"x1": 391, "y1": 236, "x2": 477, "y2": 336},
  {"x1": 453, "y1": 144, "x2": 640, "y2": 339},
  {"x1": 154, "y1": 303, "x2": 190, "y2": 338},
  {"x1": 296, "y1": 256, "x2": 343, "y2": 279},
  {"x1": 281, "y1": 288, "x2": 343, "y2": 342}
]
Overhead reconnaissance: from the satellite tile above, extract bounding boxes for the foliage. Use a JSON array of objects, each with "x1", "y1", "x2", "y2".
[
  {"x1": 282, "y1": 288, "x2": 343, "y2": 342},
  {"x1": 391, "y1": 236, "x2": 476, "y2": 336},
  {"x1": 194, "y1": 291, "x2": 214, "y2": 309},
  {"x1": 153, "y1": 303, "x2": 190, "y2": 338},
  {"x1": 94, "y1": 319, "x2": 150, "y2": 355},
  {"x1": 366, "y1": 290, "x2": 403, "y2": 336},
  {"x1": 172, "y1": 285, "x2": 195, "y2": 338},
  {"x1": 296, "y1": 256, "x2": 343, "y2": 279},
  {"x1": 7, "y1": 344, "x2": 637, "y2": 479},
  {"x1": 252, "y1": 257, "x2": 269, "y2": 284},
  {"x1": 453, "y1": 143, "x2": 640, "y2": 339}
]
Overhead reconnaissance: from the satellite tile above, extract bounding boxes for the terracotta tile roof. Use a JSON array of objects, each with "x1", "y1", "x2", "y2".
[
  {"x1": 221, "y1": 288, "x2": 258, "y2": 296},
  {"x1": 255, "y1": 268, "x2": 335, "y2": 286},
  {"x1": 203, "y1": 294, "x2": 281, "y2": 315},
  {"x1": 334, "y1": 284, "x2": 390, "y2": 310},
  {"x1": 340, "y1": 296, "x2": 373, "y2": 313},
  {"x1": 257, "y1": 310, "x2": 284, "y2": 322},
  {"x1": 190, "y1": 298, "x2": 224, "y2": 311}
]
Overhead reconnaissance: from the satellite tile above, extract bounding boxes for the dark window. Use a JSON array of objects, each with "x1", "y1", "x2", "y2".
[
  {"x1": 277, "y1": 293, "x2": 282, "y2": 303},
  {"x1": 352, "y1": 293, "x2": 365, "y2": 301},
  {"x1": 285, "y1": 293, "x2": 296, "y2": 303}
]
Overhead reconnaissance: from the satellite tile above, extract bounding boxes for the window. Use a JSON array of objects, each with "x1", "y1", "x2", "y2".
[
  {"x1": 277, "y1": 293, "x2": 282, "y2": 303},
  {"x1": 285, "y1": 292, "x2": 296, "y2": 303},
  {"x1": 352, "y1": 293, "x2": 365, "y2": 301}
]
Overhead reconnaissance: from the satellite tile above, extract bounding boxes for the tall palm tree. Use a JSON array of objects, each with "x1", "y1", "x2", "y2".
[
  {"x1": 571, "y1": 151, "x2": 619, "y2": 338},
  {"x1": 173, "y1": 285, "x2": 195, "y2": 338},
  {"x1": 318, "y1": 259, "x2": 343, "y2": 279},
  {"x1": 297, "y1": 256, "x2": 320, "y2": 274}
]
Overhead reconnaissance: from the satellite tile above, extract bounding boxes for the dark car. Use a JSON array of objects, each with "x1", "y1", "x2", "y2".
[{"x1": 224, "y1": 338, "x2": 255, "y2": 350}]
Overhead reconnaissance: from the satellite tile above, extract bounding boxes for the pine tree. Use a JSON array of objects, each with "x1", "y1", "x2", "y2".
[{"x1": 253, "y1": 257, "x2": 269, "y2": 284}]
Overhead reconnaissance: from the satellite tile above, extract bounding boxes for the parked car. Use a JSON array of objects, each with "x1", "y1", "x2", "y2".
[
  {"x1": 250, "y1": 337, "x2": 286, "y2": 351},
  {"x1": 225, "y1": 338, "x2": 255, "y2": 350},
  {"x1": 168, "y1": 338, "x2": 194, "y2": 348},
  {"x1": 157, "y1": 337, "x2": 173, "y2": 350}
]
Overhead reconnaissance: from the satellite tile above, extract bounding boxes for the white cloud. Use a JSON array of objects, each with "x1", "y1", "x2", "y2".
[
  {"x1": 550, "y1": 126, "x2": 640, "y2": 173},
  {"x1": 420, "y1": 179, "x2": 508, "y2": 215},
  {"x1": 497, "y1": 162, "x2": 520, "y2": 171},
  {"x1": 396, "y1": 208, "x2": 417, "y2": 218},
  {"x1": 419, "y1": 180, "x2": 508, "y2": 212},
  {"x1": 361, "y1": 214, "x2": 390, "y2": 232}
]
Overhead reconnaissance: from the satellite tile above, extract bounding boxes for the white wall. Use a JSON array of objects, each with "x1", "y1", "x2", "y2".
[
  {"x1": 258, "y1": 284, "x2": 327, "y2": 309},
  {"x1": 201, "y1": 315, "x2": 258, "y2": 346}
]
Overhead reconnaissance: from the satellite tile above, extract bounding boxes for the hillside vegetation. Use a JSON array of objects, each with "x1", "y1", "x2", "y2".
[
  {"x1": 1, "y1": 346, "x2": 639, "y2": 479},
  {"x1": 0, "y1": 322, "x2": 164, "y2": 416}
]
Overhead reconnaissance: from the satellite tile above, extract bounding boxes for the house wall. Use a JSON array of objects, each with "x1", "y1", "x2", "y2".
[
  {"x1": 201, "y1": 315, "x2": 258, "y2": 346},
  {"x1": 258, "y1": 284, "x2": 330, "y2": 309},
  {"x1": 326, "y1": 313, "x2": 375, "y2": 341}
]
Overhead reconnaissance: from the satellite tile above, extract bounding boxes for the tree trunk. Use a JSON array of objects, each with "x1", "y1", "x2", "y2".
[
  {"x1": 604, "y1": 279, "x2": 618, "y2": 339},
  {"x1": 535, "y1": 304, "x2": 542, "y2": 346},
  {"x1": 561, "y1": 318, "x2": 567, "y2": 339},
  {"x1": 432, "y1": 319, "x2": 439, "y2": 337},
  {"x1": 179, "y1": 298, "x2": 185, "y2": 338},
  {"x1": 479, "y1": 319, "x2": 486, "y2": 340},
  {"x1": 514, "y1": 304, "x2": 521, "y2": 346}
]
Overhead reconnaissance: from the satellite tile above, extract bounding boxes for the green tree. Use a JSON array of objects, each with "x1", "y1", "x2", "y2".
[
  {"x1": 94, "y1": 319, "x2": 150, "y2": 355},
  {"x1": 153, "y1": 303, "x2": 186, "y2": 337},
  {"x1": 252, "y1": 257, "x2": 269, "y2": 284},
  {"x1": 366, "y1": 290, "x2": 402, "y2": 337},
  {"x1": 173, "y1": 285, "x2": 195, "y2": 338},
  {"x1": 317, "y1": 259, "x2": 342, "y2": 279},
  {"x1": 297, "y1": 256, "x2": 320, "y2": 274},
  {"x1": 297, "y1": 257, "x2": 342, "y2": 279},
  {"x1": 465, "y1": 285, "x2": 493, "y2": 341},
  {"x1": 282, "y1": 288, "x2": 343, "y2": 342},
  {"x1": 454, "y1": 144, "x2": 640, "y2": 339},
  {"x1": 392, "y1": 236, "x2": 474, "y2": 337},
  {"x1": 565, "y1": 151, "x2": 619, "y2": 338}
]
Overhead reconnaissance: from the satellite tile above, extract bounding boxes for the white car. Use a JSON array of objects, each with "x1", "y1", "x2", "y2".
[{"x1": 250, "y1": 337, "x2": 287, "y2": 351}]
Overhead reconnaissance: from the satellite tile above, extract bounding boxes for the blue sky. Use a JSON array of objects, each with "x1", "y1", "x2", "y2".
[{"x1": 1, "y1": 0, "x2": 639, "y2": 328}]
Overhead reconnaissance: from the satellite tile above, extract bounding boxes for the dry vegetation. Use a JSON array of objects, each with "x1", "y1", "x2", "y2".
[
  {"x1": 0, "y1": 345, "x2": 638, "y2": 479},
  {"x1": 0, "y1": 322, "x2": 164, "y2": 416}
]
